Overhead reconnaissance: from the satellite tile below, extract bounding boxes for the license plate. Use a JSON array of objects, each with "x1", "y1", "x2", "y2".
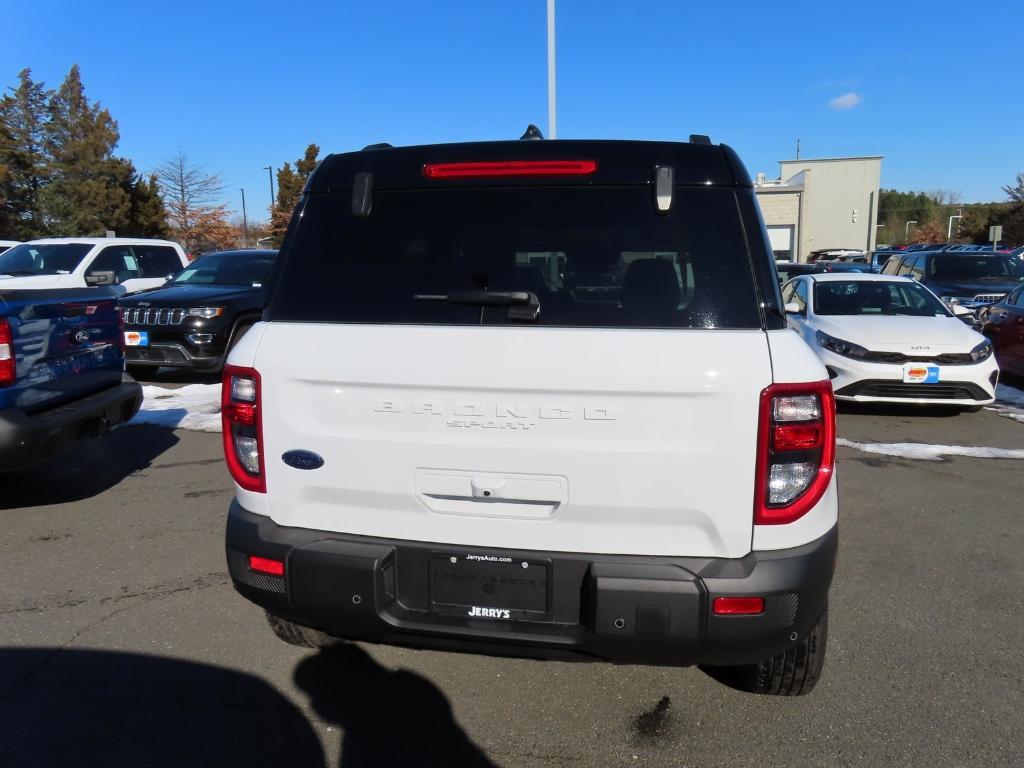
[
  {"x1": 903, "y1": 363, "x2": 939, "y2": 384},
  {"x1": 430, "y1": 554, "x2": 549, "y2": 620},
  {"x1": 124, "y1": 331, "x2": 149, "y2": 347}
]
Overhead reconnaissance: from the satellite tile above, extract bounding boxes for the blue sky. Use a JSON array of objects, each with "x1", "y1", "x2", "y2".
[{"x1": 5, "y1": 0, "x2": 1023, "y2": 221}]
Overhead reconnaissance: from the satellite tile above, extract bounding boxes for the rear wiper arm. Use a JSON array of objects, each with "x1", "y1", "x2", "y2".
[{"x1": 413, "y1": 290, "x2": 540, "y2": 321}]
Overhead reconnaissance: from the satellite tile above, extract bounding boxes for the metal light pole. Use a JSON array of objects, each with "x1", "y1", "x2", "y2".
[
  {"x1": 905, "y1": 220, "x2": 917, "y2": 241},
  {"x1": 547, "y1": 0, "x2": 556, "y2": 139},
  {"x1": 947, "y1": 211, "x2": 962, "y2": 239},
  {"x1": 264, "y1": 166, "x2": 275, "y2": 210},
  {"x1": 240, "y1": 188, "x2": 249, "y2": 247}
]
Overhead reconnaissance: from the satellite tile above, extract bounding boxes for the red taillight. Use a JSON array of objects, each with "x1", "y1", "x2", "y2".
[
  {"x1": 248, "y1": 555, "x2": 284, "y2": 576},
  {"x1": 713, "y1": 596, "x2": 765, "y2": 615},
  {"x1": 754, "y1": 380, "x2": 835, "y2": 525},
  {"x1": 423, "y1": 160, "x2": 598, "y2": 179},
  {"x1": 0, "y1": 320, "x2": 15, "y2": 387},
  {"x1": 772, "y1": 423, "x2": 823, "y2": 451},
  {"x1": 222, "y1": 365, "x2": 265, "y2": 493}
]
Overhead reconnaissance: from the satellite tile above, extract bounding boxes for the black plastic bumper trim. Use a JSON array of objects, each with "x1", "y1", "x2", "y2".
[
  {"x1": 0, "y1": 377, "x2": 143, "y2": 471},
  {"x1": 226, "y1": 502, "x2": 837, "y2": 666}
]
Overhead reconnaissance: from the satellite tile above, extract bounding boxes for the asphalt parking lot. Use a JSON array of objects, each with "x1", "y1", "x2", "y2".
[{"x1": 2, "y1": 401, "x2": 1023, "y2": 767}]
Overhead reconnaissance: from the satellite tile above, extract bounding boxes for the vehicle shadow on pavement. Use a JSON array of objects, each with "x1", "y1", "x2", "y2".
[
  {"x1": 294, "y1": 643, "x2": 498, "y2": 768},
  {"x1": 1, "y1": 424, "x2": 179, "y2": 509},
  {"x1": 0, "y1": 647, "x2": 327, "y2": 767}
]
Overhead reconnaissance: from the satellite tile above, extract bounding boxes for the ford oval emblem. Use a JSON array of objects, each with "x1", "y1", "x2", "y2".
[
  {"x1": 282, "y1": 450, "x2": 324, "y2": 470},
  {"x1": 72, "y1": 329, "x2": 90, "y2": 344}
]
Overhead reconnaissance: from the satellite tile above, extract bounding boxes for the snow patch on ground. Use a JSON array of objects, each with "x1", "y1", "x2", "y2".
[
  {"x1": 986, "y1": 383, "x2": 1024, "y2": 423},
  {"x1": 128, "y1": 384, "x2": 222, "y2": 432},
  {"x1": 988, "y1": 383, "x2": 1024, "y2": 423},
  {"x1": 837, "y1": 438, "x2": 1024, "y2": 462}
]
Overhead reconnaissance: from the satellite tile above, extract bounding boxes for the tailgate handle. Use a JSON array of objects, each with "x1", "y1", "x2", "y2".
[{"x1": 419, "y1": 473, "x2": 563, "y2": 505}]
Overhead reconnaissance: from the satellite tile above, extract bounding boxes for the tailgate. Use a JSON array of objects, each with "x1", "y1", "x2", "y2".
[
  {"x1": 257, "y1": 323, "x2": 771, "y2": 558},
  {"x1": 1, "y1": 289, "x2": 124, "y2": 412}
]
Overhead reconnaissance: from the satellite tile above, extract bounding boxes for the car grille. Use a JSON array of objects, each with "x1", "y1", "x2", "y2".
[
  {"x1": 834, "y1": 380, "x2": 989, "y2": 401},
  {"x1": 972, "y1": 294, "x2": 1004, "y2": 304},
  {"x1": 122, "y1": 307, "x2": 187, "y2": 326},
  {"x1": 861, "y1": 351, "x2": 974, "y2": 365}
]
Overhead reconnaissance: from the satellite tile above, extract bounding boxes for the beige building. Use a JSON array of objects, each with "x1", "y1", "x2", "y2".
[{"x1": 755, "y1": 156, "x2": 882, "y2": 262}]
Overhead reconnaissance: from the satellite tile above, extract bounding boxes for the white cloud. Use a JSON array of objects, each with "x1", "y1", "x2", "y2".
[{"x1": 828, "y1": 92, "x2": 861, "y2": 111}]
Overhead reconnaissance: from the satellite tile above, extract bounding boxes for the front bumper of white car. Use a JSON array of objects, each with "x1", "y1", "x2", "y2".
[{"x1": 821, "y1": 349, "x2": 998, "y2": 405}]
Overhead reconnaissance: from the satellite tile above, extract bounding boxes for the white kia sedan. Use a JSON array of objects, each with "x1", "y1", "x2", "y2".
[{"x1": 782, "y1": 273, "x2": 998, "y2": 408}]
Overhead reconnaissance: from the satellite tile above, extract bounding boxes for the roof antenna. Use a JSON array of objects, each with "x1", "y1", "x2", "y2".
[{"x1": 520, "y1": 124, "x2": 545, "y2": 141}]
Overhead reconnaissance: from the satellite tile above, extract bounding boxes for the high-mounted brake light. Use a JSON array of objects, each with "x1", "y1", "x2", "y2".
[
  {"x1": 0, "y1": 320, "x2": 15, "y2": 387},
  {"x1": 423, "y1": 160, "x2": 598, "y2": 179},
  {"x1": 222, "y1": 365, "x2": 265, "y2": 493},
  {"x1": 754, "y1": 381, "x2": 835, "y2": 525}
]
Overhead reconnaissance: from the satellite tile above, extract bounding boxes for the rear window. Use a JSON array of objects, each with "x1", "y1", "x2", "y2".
[
  {"x1": 270, "y1": 187, "x2": 762, "y2": 329},
  {"x1": 930, "y1": 255, "x2": 1021, "y2": 280}
]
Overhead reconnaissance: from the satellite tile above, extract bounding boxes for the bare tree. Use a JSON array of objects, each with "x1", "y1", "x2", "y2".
[{"x1": 155, "y1": 151, "x2": 234, "y2": 254}]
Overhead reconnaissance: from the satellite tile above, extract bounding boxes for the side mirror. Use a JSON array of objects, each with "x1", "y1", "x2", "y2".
[
  {"x1": 952, "y1": 304, "x2": 972, "y2": 317},
  {"x1": 784, "y1": 302, "x2": 802, "y2": 314},
  {"x1": 85, "y1": 271, "x2": 116, "y2": 286}
]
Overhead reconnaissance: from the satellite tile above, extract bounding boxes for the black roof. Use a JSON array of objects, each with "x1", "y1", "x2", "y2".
[{"x1": 306, "y1": 139, "x2": 752, "y2": 193}]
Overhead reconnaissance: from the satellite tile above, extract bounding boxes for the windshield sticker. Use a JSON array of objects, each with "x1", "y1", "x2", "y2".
[{"x1": 123, "y1": 255, "x2": 138, "y2": 270}]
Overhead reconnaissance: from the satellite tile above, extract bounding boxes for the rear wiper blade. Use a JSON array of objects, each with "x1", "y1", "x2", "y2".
[{"x1": 413, "y1": 290, "x2": 540, "y2": 321}]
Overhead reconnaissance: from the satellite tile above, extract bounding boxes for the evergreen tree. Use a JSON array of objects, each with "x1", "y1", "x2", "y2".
[
  {"x1": 0, "y1": 69, "x2": 50, "y2": 239},
  {"x1": 123, "y1": 169, "x2": 169, "y2": 238},
  {"x1": 40, "y1": 65, "x2": 130, "y2": 235},
  {"x1": 270, "y1": 143, "x2": 319, "y2": 246}
]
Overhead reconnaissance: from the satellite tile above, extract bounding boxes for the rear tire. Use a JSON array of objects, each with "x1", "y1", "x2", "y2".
[
  {"x1": 700, "y1": 608, "x2": 828, "y2": 696},
  {"x1": 266, "y1": 612, "x2": 336, "y2": 649}
]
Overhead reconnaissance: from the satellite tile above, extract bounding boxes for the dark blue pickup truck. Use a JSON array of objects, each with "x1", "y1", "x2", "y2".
[{"x1": 0, "y1": 287, "x2": 142, "y2": 471}]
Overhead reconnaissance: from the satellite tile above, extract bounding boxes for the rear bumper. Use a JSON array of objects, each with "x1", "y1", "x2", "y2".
[
  {"x1": 226, "y1": 502, "x2": 837, "y2": 666},
  {"x1": 0, "y1": 377, "x2": 143, "y2": 471}
]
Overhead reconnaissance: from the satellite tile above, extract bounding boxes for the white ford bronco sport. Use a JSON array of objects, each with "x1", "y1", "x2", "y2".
[{"x1": 223, "y1": 133, "x2": 838, "y2": 696}]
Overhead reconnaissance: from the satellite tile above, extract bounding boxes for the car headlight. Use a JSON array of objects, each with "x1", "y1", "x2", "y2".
[
  {"x1": 969, "y1": 340, "x2": 993, "y2": 362},
  {"x1": 815, "y1": 330, "x2": 869, "y2": 359},
  {"x1": 188, "y1": 307, "x2": 224, "y2": 318}
]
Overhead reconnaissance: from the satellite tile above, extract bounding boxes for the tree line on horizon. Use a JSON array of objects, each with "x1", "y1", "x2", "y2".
[
  {"x1": 874, "y1": 182, "x2": 1023, "y2": 247},
  {"x1": 0, "y1": 66, "x2": 319, "y2": 255}
]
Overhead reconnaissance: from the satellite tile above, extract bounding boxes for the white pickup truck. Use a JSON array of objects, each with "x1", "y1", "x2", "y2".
[
  {"x1": 0, "y1": 238, "x2": 188, "y2": 294},
  {"x1": 222, "y1": 134, "x2": 839, "y2": 696}
]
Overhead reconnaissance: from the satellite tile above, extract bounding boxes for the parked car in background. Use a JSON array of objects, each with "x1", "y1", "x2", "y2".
[
  {"x1": 979, "y1": 284, "x2": 1024, "y2": 379},
  {"x1": 817, "y1": 260, "x2": 873, "y2": 274},
  {"x1": 0, "y1": 241, "x2": 20, "y2": 254},
  {"x1": 0, "y1": 238, "x2": 188, "y2": 293},
  {"x1": 880, "y1": 250, "x2": 1023, "y2": 313},
  {"x1": 121, "y1": 249, "x2": 277, "y2": 373},
  {"x1": 0, "y1": 285, "x2": 142, "y2": 471},
  {"x1": 782, "y1": 273, "x2": 997, "y2": 409},
  {"x1": 903, "y1": 242, "x2": 951, "y2": 252},
  {"x1": 774, "y1": 260, "x2": 825, "y2": 283},
  {"x1": 862, "y1": 250, "x2": 901, "y2": 273},
  {"x1": 808, "y1": 248, "x2": 863, "y2": 262}
]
